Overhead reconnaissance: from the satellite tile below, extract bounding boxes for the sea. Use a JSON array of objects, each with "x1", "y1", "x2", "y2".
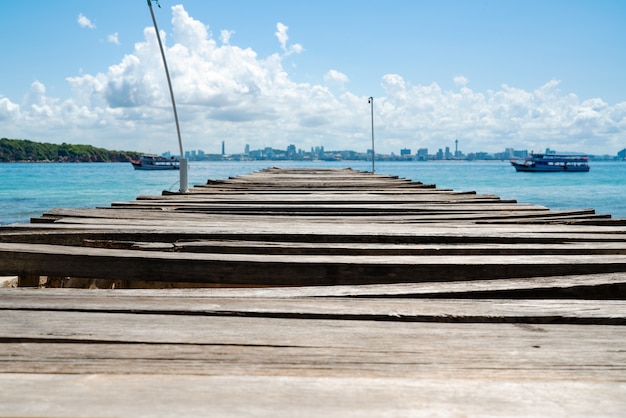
[{"x1": 1, "y1": 160, "x2": 625, "y2": 225}]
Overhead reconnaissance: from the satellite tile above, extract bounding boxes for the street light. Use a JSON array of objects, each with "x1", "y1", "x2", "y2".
[
  {"x1": 368, "y1": 97, "x2": 375, "y2": 173},
  {"x1": 146, "y1": 0, "x2": 188, "y2": 192}
]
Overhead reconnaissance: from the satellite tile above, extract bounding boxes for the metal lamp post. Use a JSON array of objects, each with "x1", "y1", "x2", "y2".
[
  {"x1": 147, "y1": 0, "x2": 188, "y2": 192},
  {"x1": 368, "y1": 97, "x2": 375, "y2": 173}
]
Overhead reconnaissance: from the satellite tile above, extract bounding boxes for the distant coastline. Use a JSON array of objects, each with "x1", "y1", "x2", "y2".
[{"x1": 0, "y1": 138, "x2": 140, "y2": 163}]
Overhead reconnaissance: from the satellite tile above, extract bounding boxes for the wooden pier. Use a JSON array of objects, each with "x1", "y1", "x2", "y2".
[{"x1": 1, "y1": 167, "x2": 625, "y2": 416}]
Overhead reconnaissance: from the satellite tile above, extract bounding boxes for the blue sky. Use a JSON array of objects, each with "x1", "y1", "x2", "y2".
[{"x1": 1, "y1": 0, "x2": 625, "y2": 156}]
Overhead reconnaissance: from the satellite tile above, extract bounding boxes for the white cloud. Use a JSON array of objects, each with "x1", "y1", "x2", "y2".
[
  {"x1": 77, "y1": 13, "x2": 96, "y2": 29},
  {"x1": 220, "y1": 30, "x2": 234, "y2": 45},
  {"x1": 3, "y1": 5, "x2": 625, "y2": 156},
  {"x1": 0, "y1": 97, "x2": 20, "y2": 121},
  {"x1": 275, "y1": 22, "x2": 303, "y2": 56},
  {"x1": 171, "y1": 4, "x2": 210, "y2": 51},
  {"x1": 275, "y1": 23, "x2": 288, "y2": 50},
  {"x1": 454, "y1": 75, "x2": 469, "y2": 86},
  {"x1": 107, "y1": 33, "x2": 120, "y2": 45},
  {"x1": 324, "y1": 70, "x2": 349, "y2": 86}
]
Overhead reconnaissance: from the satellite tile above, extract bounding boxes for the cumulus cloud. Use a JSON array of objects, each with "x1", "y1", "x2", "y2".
[
  {"x1": 0, "y1": 97, "x2": 20, "y2": 121},
  {"x1": 77, "y1": 13, "x2": 96, "y2": 29},
  {"x1": 3, "y1": 5, "x2": 625, "y2": 156}
]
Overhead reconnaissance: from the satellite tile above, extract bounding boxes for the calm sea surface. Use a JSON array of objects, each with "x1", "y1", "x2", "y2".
[{"x1": 1, "y1": 160, "x2": 625, "y2": 225}]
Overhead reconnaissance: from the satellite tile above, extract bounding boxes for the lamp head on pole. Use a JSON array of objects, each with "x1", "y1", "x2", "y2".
[{"x1": 368, "y1": 96, "x2": 375, "y2": 174}]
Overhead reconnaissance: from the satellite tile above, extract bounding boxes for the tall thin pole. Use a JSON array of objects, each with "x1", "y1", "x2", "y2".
[
  {"x1": 147, "y1": 0, "x2": 188, "y2": 192},
  {"x1": 368, "y1": 97, "x2": 375, "y2": 173}
]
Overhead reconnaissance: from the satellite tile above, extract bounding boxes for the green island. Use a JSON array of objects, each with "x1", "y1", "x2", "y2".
[{"x1": 0, "y1": 138, "x2": 141, "y2": 163}]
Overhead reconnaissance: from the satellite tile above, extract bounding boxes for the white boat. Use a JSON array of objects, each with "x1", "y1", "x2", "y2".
[
  {"x1": 511, "y1": 153, "x2": 590, "y2": 172},
  {"x1": 131, "y1": 155, "x2": 180, "y2": 170}
]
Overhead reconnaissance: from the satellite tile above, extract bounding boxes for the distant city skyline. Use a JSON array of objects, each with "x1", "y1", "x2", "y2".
[{"x1": 168, "y1": 141, "x2": 626, "y2": 162}]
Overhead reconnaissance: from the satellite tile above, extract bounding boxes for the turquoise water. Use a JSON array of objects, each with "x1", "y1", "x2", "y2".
[{"x1": 1, "y1": 160, "x2": 625, "y2": 224}]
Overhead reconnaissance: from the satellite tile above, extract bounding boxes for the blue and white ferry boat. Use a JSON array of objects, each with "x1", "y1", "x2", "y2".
[
  {"x1": 131, "y1": 155, "x2": 180, "y2": 170},
  {"x1": 511, "y1": 153, "x2": 590, "y2": 172}
]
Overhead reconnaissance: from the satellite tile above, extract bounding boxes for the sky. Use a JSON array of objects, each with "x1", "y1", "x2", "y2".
[{"x1": 1, "y1": 0, "x2": 625, "y2": 156}]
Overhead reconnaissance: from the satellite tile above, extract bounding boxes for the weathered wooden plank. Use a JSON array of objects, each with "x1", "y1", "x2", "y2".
[
  {"x1": 107, "y1": 201, "x2": 548, "y2": 214},
  {"x1": 33, "y1": 208, "x2": 590, "y2": 225},
  {"x1": 142, "y1": 239, "x2": 626, "y2": 256},
  {"x1": 184, "y1": 186, "x2": 456, "y2": 193},
  {"x1": 1, "y1": 374, "x2": 624, "y2": 418},
  {"x1": 2, "y1": 308, "x2": 625, "y2": 416},
  {"x1": 136, "y1": 190, "x2": 506, "y2": 200},
  {"x1": 1, "y1": 311, "x2": 625, "y2": 377},
  {"x1": 11, "y1": 209, "x2": 626, "y2": 234},
  {"x1": 114, "y1": 201, "x2": 534, "y2": 212},
  {"x1": 199, "y1": 181, "x2": 431, "y2": 189},
  {"x1": 31, "y1": 208, "x2": 616, "y2": 228},
  {"x1": 4, "y1": 223, "x2": 626, "y2": 251},
  {"x1": 144, "y1": 189, "x2": 496, "y2": 198},
  {"x1": 8, "y1": 271, "x2": 625, "y2": 297},
  {"x1": 1, "y1": 242, "x2": 626, "y2": 285},
  {"x1": 2, "y1": 291, "x2": 625, "y2": 323}
]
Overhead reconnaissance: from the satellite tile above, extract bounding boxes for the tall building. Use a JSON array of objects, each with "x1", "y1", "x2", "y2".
[{"x1": 286, "y1": 144, "x2": 297, "y2": 158}]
